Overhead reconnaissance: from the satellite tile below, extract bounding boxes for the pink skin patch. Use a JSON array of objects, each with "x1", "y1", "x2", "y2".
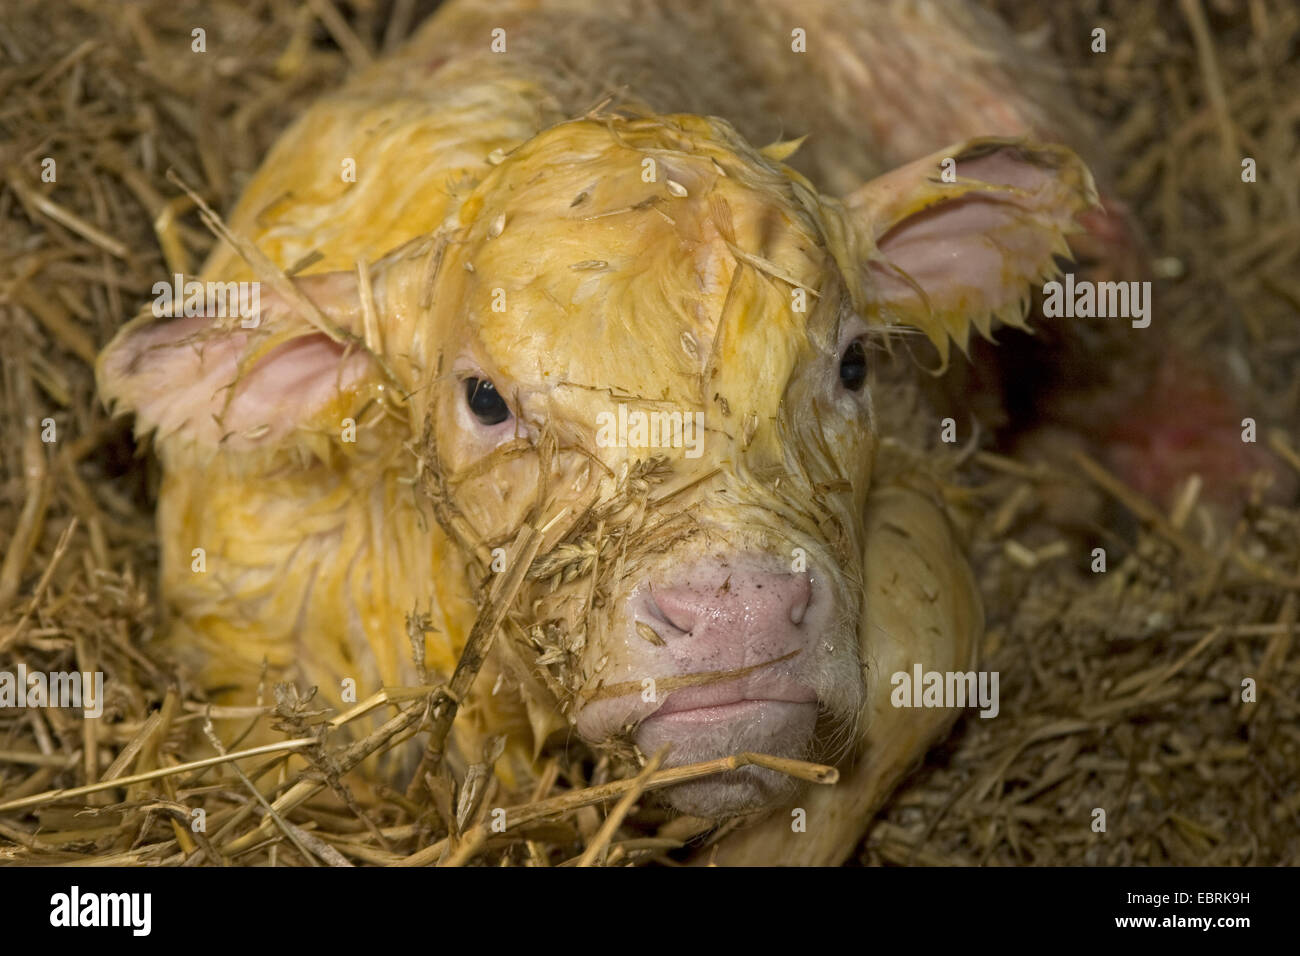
[{"x1": 1102, "y1": 354, "x2": 1293, "y2": 512}]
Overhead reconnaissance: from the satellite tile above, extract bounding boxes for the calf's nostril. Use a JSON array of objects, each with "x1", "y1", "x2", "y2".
[
  {"x1": 782, "y1": 572, "x2": 813, "y2": 626},
  {"x1": 790, "y1": 591, "x2": 810, "y2": 626},
  {"x1": 645, "y1": 587, "x2": 694, "y2": 634}
]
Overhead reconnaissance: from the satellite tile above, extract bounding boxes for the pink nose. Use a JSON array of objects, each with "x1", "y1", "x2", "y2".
[
  {"x1": 572, "y1": 560, "x2": 823, "y2": 746},
  {"x1": 646, "y1": 569, "x2": 812, "y2": 639}
]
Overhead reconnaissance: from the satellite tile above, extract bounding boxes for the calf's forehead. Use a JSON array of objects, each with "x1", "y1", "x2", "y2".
[{"x1": 435, "y1": 116, "x2": 841, "y2": 410}]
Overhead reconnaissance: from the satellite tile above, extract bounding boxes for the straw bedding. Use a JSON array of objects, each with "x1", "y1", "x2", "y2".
[{"x1": 1, "y1": 0, "x2": 1296, "y2": 865}]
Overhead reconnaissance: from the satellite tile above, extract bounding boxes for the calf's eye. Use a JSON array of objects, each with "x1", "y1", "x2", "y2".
[
  {"x1": 464, "y1": 377, "x2": 511, "y2": 425},
  {"x1": 839, "y1": 340, "x2": 867, "y2": 392}
]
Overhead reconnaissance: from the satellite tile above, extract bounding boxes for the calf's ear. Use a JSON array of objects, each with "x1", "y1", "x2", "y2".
[
  {"x1": 97, "y1": 270, "x2": 385, "y2": 455},
  {"x1": 843, "y1": 138, "x2": 1098, "y2": 367}
]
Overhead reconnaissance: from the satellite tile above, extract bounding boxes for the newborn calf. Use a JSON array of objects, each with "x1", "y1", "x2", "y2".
[{"x1": 100, "y1": 0, "x2": 1109, "y2": 864}]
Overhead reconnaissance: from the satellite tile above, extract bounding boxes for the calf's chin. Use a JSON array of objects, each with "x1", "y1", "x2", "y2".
[{"x1": 639, "y1": 706, "x2": 816, "y2": 817}]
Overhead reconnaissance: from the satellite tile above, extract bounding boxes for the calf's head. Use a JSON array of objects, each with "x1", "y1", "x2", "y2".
[{"x1": 100, "y1": 112, "x2": 1095, "y2": 817}]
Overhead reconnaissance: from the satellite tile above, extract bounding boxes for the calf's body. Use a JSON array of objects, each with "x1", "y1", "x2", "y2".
[{"x1": 100, "y1": 0, "x2": 1106, "y2": 863}]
